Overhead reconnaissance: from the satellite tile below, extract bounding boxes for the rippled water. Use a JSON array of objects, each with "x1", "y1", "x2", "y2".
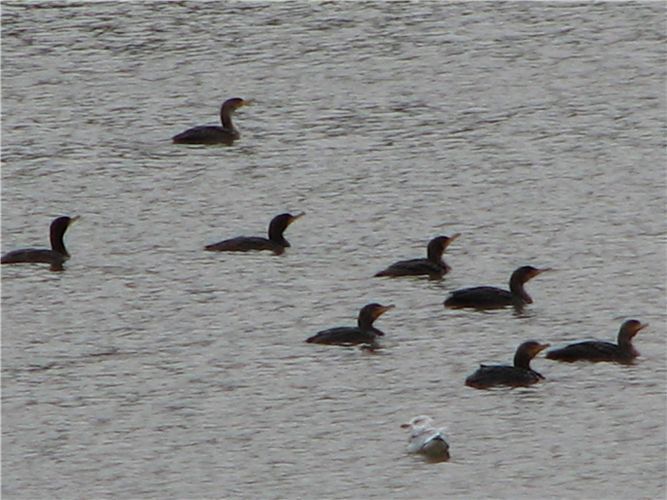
[{"x1": 2, "y1": 2, "x2": 665, "y2": 499}]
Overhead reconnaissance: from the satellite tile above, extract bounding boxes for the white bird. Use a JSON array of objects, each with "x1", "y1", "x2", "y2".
[{"x1": 400, "y1": 415, "x2": 450, "y2": 461}]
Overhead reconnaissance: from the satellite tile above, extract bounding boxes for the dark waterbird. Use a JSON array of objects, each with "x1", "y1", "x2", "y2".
[
  {"x1": 1, "y1": 215, "x2": 79, "y2": 271},
  {"x1": 375, "y1": 234, "x2": 460, "y2": 280},
  {"x1": 444, "y1": 265, "x2": 550, "y2": 310},
  {"x1": 205, "y1": 213, "x2": 304, "y2": 255},
  {"x1": 172, "y1": 97, "x2": 250, "y2": 145},
  {"x1": 465, "y1": 340, "x2": 550, "y2": 389},
  {"x1": 546, "y1": 319, "x2": 647, "y2": 364},
  {"x1": 305, "y1": 303, "x2": 394, "y2": 346}
]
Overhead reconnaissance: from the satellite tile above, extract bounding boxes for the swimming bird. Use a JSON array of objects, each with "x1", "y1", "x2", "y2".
[
  {"x1": 546, "y1": 319, "x2": 647, "y2": 363},
  {"x1": 444, "y1": 265, "x2": 550, "y2": 310},
  {"x1": 172, "y1": 97, "x2": 250, "y2": 145},
  {"x1": 375, "y1": 234, "x2": 460, "y2": 279},
  {"x1": 465, "y1": 340, "x2": 550, "y2": 389},
  {"x1": 401, "y1": 415, "x2": 450, "y2": 461},
  {"x1": 205, "y1": 212, "x2": 304, "y2": 255},
  {"x1": 1, "y1": 216, "x2": 79, "y2": 271},
  {"x1": 305, "y1": 303, "x2": 394, "y2": 346}
]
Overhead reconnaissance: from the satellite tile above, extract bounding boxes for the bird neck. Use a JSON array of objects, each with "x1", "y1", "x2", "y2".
[
  {"x1": 426, "y1": 243, "x2": 445, "y2": 264},
  {"x1": 358, "y1": 316, "x2": 379, "y2": 332},
  {"x1": 617, "y1": 334, "x2": 635, "y2": 352},
  {"x1": 220, "y1": 106, "x2": 236, "y2": 130},
  {"x1": 268, "y1": 226, "x2": 289, "y2": 247},
  {"x1": 509, "y1": 276, "x2": 532, "y2": 304},
  {"x1": 513, "y1": 350, "x2": 533, "y2": 370},
  {"x1": 50, "y1": 225, "x2": 69, "y2": 256}
]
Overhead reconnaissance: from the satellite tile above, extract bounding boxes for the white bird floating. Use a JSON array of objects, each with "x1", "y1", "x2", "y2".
[{"x1": 401, "y1": 415, "x2": 450, "y2": 461}]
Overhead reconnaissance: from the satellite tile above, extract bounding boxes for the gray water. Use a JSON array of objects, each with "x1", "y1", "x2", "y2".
[{"x1": 2, "y1": 2, "x2": 665, "y2": 499}]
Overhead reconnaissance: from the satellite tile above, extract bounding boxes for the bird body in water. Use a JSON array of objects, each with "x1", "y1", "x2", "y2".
[
  {"x1": 546, "y1": 319, "x2": 647, "y2": 363},
  {"x1": 1, "y1": 216, "x2": 79, "y2": 271},
  {"x1": 465, "y1": 340, "x2": 550, "y2": 389},
  {"x1": 205, "y1": 213, "x2": 304, "y2": 255},
  {"x1": 444, "y1": 265, "x2": 550, "y2": 310},
  {"x1": 305, "y1": 303, "x2": 394, "y2": 346},
  {"x1": 401, "y1": 415, "x2": 450, "y2": 462},
  {"x1": 375, "y1": 234, "x2": 460, "y2": 280},
  {"x1": 172, "y1": 97, "x2": 249, "y2": 145}
]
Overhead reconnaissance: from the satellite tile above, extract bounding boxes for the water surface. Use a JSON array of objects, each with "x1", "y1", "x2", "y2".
[{"x1": 2, "y1": 2, "x2": 665, "y2": 499}]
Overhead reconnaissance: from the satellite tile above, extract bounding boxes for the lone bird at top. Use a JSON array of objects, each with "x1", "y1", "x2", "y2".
[{"x1": 172, "y1": 97, "x2": 250, "y2": 145}]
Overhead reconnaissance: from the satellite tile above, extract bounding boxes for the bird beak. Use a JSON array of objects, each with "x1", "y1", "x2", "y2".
[
  {"x1": 400, "y1": 423, "x2": 410, "y2": 429},
  {"x1": 636, "y1": 322, "x2": 649, "y2": 332},
  {"x1": 538, "y1": 343, "x2": 550, "y2": 353},
  {"x1": 69, "y1": 215, "x2": 81, "y2": 225},
  {"x1": 241, "y1": 99, "x2": 253, "y2": 106},
  {"x1": 535, "y1": 268, "x2": 552, "y2": 276},
  {"x1": 289, "y1": 212, "x2": 305, "y2": 224},
  {"x1": 379, "y1": 304, "x2": 395, "y2": 315},
  {"x1": 446, "y1": 233, "x2": 461, "y2": 246}
]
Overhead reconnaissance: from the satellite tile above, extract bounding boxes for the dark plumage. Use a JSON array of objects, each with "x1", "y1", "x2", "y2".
[
  {"x1": 444, "y1": 265, "x2": 550, "y2": 310},
  {"x1": 375, "y1": 233, "x2": 460, "y2": 279},
  {"x1": 305, "y1": 303, "x2": 394, "y2": 346},
  {"x1": 546, "y1": 319, "x2": 647, "y2": 363},
  {"x1": 172, "y1": 97, "x2": 249, "y2": 145},
  {"x1": 465, "y1": 340, "x2": 550, "y2": 389},
  {"x1": 205, "y1": 213, "x2": 304, "y2": 255},
  {"x1": 1, "y1": 216, "x2": 79, "y2": 271}
]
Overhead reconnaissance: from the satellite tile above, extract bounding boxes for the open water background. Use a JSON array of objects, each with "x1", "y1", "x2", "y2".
[{"x1": 2, "y1": 2, "x2": 665, "y2": 499}]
